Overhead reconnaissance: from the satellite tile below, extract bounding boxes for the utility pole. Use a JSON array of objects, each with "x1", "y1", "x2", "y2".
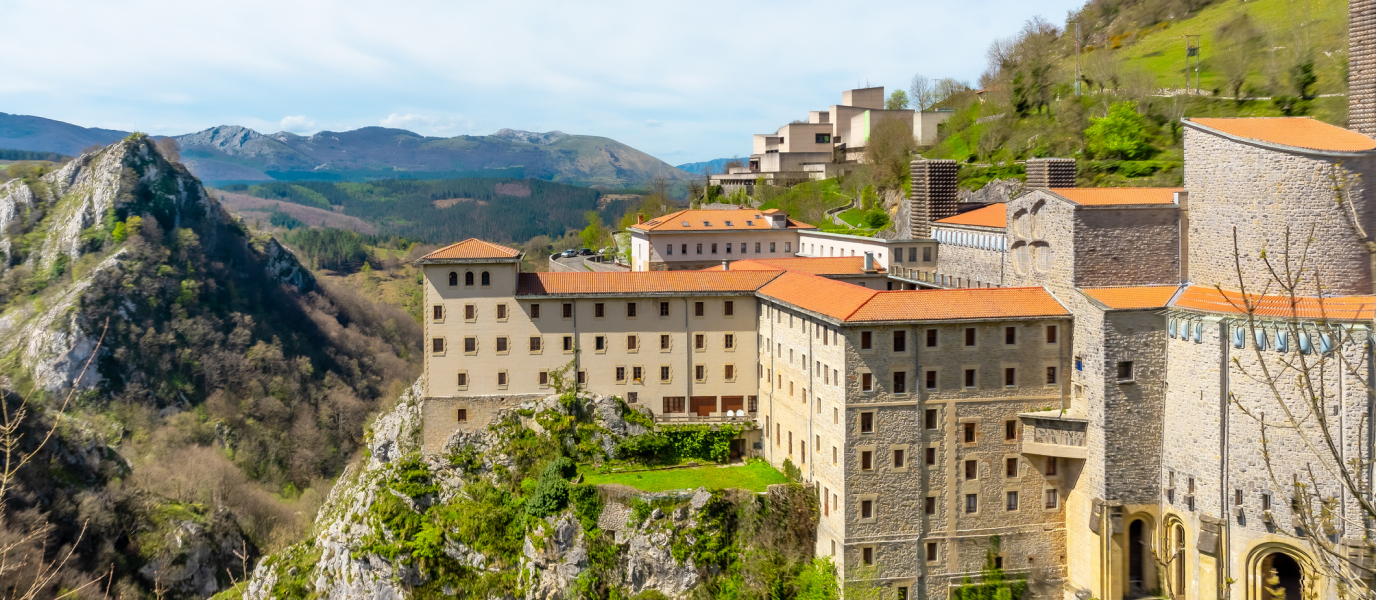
[{"x1": 1184, "y1": 35, "x2": 1201, "y2": 95}]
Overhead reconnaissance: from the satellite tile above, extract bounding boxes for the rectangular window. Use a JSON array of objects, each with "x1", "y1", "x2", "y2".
[
  {"x1": 666, "y1": 244, "x2": 673, "y2": 255},
  {"x1": 711, "y1": 243, "x2": 718, "y2": 254},
  {"x1": 694, "y1": 302, "x2": 704, "y2": 317},
  {"x1": 1262, "y1": 493, "x2": 1272, "y2": 511},
  {"x1": 861, "y1": 373, "x2": 873, "y2": 392},
  {"x1": 529, "y1": 336, "x2": 542, "y2": 351},
  {"x1": 594, "y1": 303, "x2": 604, "y2": 318},
  {"x1": 1007, "y1": 491, "x2": 1019, "y2": 511},
  {"x1": 748, "y1": 395, "x2": 758, "y2": 412},
  {"x1": 860, "y1": 412, "x2": 874, "y2": 433},
  {"x1": 770, "y1": 242, "x2": 777, "y2": 253},
  {"x1": 893, "y1": 371, "x2": 906, "y2": 393},
  {"x1": 595, "y1": 336, "x2": 605, "y2": 351},
  {"x1": 861, "y1": 331, "x2": 872, "y2": 349},
  {"x1": 1046, "y1": 457, "x2": 1058, "y2": 476},
  {"x1": 724, "y1": 334, "x2": 735, "y2": 349},
  {"x1": 755, "y1": 242, "x2": 761, "y2": 253},
  {"x1": 964, "y1": 369, "x2": 976, "y2": 388},
  {"x1": 1045, "y1": 489, "x2": 1059, "y2": 509},
  {"x1": 432, "y1": 305, "x2": 443, "y2": 321},
  {"x1": 964, "y1": 459, "x2": 977, "y2": 479},
  {"x1": 627, "y1": 335, "x2": 638, "y2": 350},
  {"x1": 627, "y1": 302, "x2": 637, "y2": 317},
  {"x1": 1046, "y1": 366, "x2": 1058, "y2": 385},
  {"x1": 563, "y1": 303, "x2": 573, "y2": 318},
  {"x1": 1006, "y1": 457, "x2": 1018, "y2": 477},
  {"x1": 1046, "y1": 325, "x2": 1058, "y2": 343},
  {"x1": 695, "y1": 334, "x2": 705, "y2": 350},
  {"x1": 926, "y1": 542, "x2": 938, "y2": 561},
  {"x1": 681, "y1": 244, "x2": 687, "y2": 255},
  {"x1": 923, "y1": 247, "x2": 933, "y2": 262},
  {"x1": 660, "y1": 334, "x2": 670, "y2": 350},
  {"x1": 464, "y1": 304, "x2": 476, "y2": 320},
  {"x1": 924, "y1": 496, "x2": 936, "y2": 514},
  {"x1": 1004, "y1": 367, "x2": 1016, "y2": 387},
  {"x1": 696, "y1": 243, "x2": 703, "y2": 254},
  {"x1": 963, "y1": 423, "x2": 976, "y2": 443},
  {"x1": 1236, "y1": 489, "x2": 1244, "y2": 506},
  {"x1": 861, "y1": 500, "x2": 873, "y2": 519},
  {"x1": 925, "y1": 447, "x2": 936, "y2": 465},
  {"x1": 861, "y1": 450, "x2": 873, "y2": 471},
  {"x1": 724, "y1": 364, "x2": 735, "y2": 380},
  {"x1": 1005, "y1": 326, "x2": 1016, "y2": 345},
  {"x1": 724, "y1": 300, "x2": 734, "y2": 316},
  {"x1": 463, "y1": 336, "x2": 477, "y2": 353},
  {"x1": 659, "y1": 301, "x2": 670, "y2": 316},
  {"x1": 925, "y1": 409, "x2": 938, "y2": 429},
  {"x1": 663, "y1": 396, "x2": 685, "y2": 413},
  {"x1": 496, "y1": 337, "x2": 508, "y2": 353},
  {"x1": 457, "y1": 372, "x2": 468, "y2": 387},
  {"x1": 432, "y1": 338, "x2": 445, "y2": 353},
  {"x1": 694, "y1": 365, "x2": 705, "y2": 381},
  {"x1": 1117, "y1": 361, "x2": 1135, "y2": 382},
  {"x1": 893, "y1": 330, "x2": 906, "y2": 352},
  {"x1": 965, "y1": 493, "x2": 978, "y2": 513},
  {"x1": 964, "y1": 327, "x2": 976, "y2": 346},
  {"x1": 457, "y1": 408, "x2": 467, "y2": 422},
  {"x1": 784, "y1": 242, "x2": 792, "y2": 252},
  {"x1": 1005, "y1": 420, "x2": 1017, "y2": 440},
  {"x1": 632, "y1": 366, "x2": 643, "y2": 382},
  {"x1": 497, "y1": 371, "x2": 507, "y2": 386},
  {"x1": 577, "y1": 371, "x2": 586, "y2": 385},
  {"x1": 563, "y1": 336, "x2": 574, "y2": 352},
  {"x1": 925, "y1": 370, "x2": 937, "y2": 390},
  {"x1": 862, "y1": 546, "x2": 873, "y2": 565},
  {"x1": 539, "y1": 371, "x2": 549, "y2": 386},
  {"x1": 894, "y1": 449, "x2": 905, "y2": 468},
  {"x1": 531, "y1": 304, "x2": 540, "y2": 319},
  {"x1": 616, "y1": 366, "x2": 626, "y2": 382},
  {"x1": 926, "y1": 329, "x2": 938, "y2": 347},
  {"x1": 660, "y1": 366, "x2": 671, "y2": 381}
]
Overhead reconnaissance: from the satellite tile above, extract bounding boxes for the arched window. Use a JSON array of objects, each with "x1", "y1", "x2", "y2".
[
  {"x1": 1172, "y1": 524, "x2": 1186, "y2": 599},
  {"x1": 481, "y1": 271, "x2": 491, "y2": 286},
  {"x1": 448, "y1": 271, "x2": 458, "y2": 286},
  {"x1": 464, "y1": 271, "x2": 474, "y2": 286}
]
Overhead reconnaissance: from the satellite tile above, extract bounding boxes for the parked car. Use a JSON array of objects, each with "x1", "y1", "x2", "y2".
[
  {"x1": 559, "y1": 249, "x2": 578, "y2": 258},
  {"x1": 577, "y1": 248, "x2": 594, "y2": 256}
]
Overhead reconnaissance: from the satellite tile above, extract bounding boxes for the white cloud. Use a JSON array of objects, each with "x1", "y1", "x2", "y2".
[
  {"x1": 279, "y1": 115, "x2": 316, "y2": 132},
  {"x1": 0, "y1": 0, "x2": 1089, "y2": 161}
]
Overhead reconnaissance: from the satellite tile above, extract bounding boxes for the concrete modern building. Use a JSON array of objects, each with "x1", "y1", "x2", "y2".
[{"x1": 712, "y1": 87, "x2": 956, "y2": 192}]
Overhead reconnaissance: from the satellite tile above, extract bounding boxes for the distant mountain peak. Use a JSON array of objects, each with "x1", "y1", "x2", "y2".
[
  {"x1": 490, "y1": 128, "x2": 569, "y2": 145},
  {"x1": 177, "y1": 125, "x2": 267, "y2": 149}
]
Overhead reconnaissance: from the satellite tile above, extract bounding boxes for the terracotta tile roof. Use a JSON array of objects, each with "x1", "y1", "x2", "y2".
[
  {"x1": 1049, "y1": 188, "x2": 1182, "y2": 206},
  {"x1": 516, "y1": 271, "x2": 781, "y2": 296},
  {"x1": 848, "y1": 287, "x2": 1070, "y2": 322},
  {"x1": 631, "y1": 208, "x2": 816, "y2": 232},
  {"x1": 757, "y1": 271, "x2": 880, "y2": 320},
  {"x1": 933, "y1": 204, "x2": 1007, "y2": 228},
  {"x1": 703, "y1": 257, "x2": 886, "y2": 276},
  {"x1": 1082, "y1": 286, "x2": 1181, "y2": 310},
  {"x1": 421, "y1": 238, "x2": 520, "y2": 260},
  {"x1": 1171, "y1": 285, "x2": 1376, "y2": 321},
  {"x1": 1190, "y1": 117, "x2": 1376, "y2": 153}
]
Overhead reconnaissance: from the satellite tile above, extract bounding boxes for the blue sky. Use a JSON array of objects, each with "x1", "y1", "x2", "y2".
[{"x1": 0, "y1": 0, "x2": 1086, "y2": 164}]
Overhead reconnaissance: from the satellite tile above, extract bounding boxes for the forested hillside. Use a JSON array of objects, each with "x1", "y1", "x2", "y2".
[
  {"x1": 0, "y1": 136, "x2": 421, "y2": 598},
  {"x1": 220, "y1": 178, "x2": 643, "y2": 244}
]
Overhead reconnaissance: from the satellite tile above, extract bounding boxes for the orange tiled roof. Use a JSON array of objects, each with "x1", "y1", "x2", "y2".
[
  {"x1": 632, "y1": 208, "x2": 816, "y2": 232},
  {"x1": 1082, "y1": 286, "x2": 1181, "y2": 310},
  {"x1": 848, "y1": 287, "x2": 1070, "y2": 322},
  {"x1": 421, "y1": 238, "x2": 521, "y2": 260},
  {"x1": 516, "y1": 271, "x2": 781, "y2": 295},
  {"x1": 704, "y1": 257, "x2": 886, "y2": 276},
  {"x1": 1171, "y1": 285, "x2": 1376, "y2": 321},
  {"x1": 933, "y1": 204, "x2": 1007, "y2": 228},
  {"x1": 1190, "y1": 117, "x2": 1376, "y2": 153},
  {"x1": 757, "y1": 271, "x2": 880, "y2": 320},
  {"x1": 1049, "y1": 188, "x2": 1182, "y2": 206}
]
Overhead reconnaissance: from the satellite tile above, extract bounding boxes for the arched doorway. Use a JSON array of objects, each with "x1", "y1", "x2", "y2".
[
  {"x1": 1129, "y1": 520, "x2": 1146, "y2": 597},
  {"x1": 1261, "y1": 552, "x2": 1303, "y2": 600},
  {"x1": 1168, "y1": 522, "x2": 1186, "y2": 599}
]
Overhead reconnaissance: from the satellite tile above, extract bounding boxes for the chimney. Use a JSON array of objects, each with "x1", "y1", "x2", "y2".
[
  {"x1": 863, "y1": 252, "x2": 876, "y2": 273},
  {"x1": 722, "y1": 260, "x2": 730, "y2": 271},
  {"x1": 1352, "y1": 0, "x2": 1376, "y2": 136},
  {"x1": 636, "y1": 213, "x2": 644, "y2": 224},
  {"x1": 1025, "y1": 158, "x2": 1077, "y2": 189},
  {"x1": 909, "y1": 159, "x2": 958, "y2": 238}
]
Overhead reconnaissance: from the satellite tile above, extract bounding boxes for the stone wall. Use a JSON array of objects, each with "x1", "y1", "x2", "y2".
[
  {"x1": 933, "y1": 227, "x2": 1007, "y2": 286},
  {"x1": 1182, "y1": 126, "x2": 1376, "y2": 296},
  {"x1": 1352, "y1": 0, "x2": 1376, "y2": 137},
  {"x1": 1073, "y1": 207, "x2": 1180, "y2": 287},
  {"x1": 1099, "y1": 311, "x2": 1167, "y2": 505},
  {"x1": 422, "y1": 395, "x2": 541, "y2": 454}
]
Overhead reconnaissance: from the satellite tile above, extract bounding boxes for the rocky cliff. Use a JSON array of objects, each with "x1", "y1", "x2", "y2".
[{"x1": 232, "y1": 385, "x2": 828, "y2": 600}]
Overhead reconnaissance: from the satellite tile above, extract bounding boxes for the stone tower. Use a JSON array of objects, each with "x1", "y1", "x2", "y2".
[
  {"x1": 908, "y1": 159, "x2": 957, "y2": 238},
  {"x1": 1353, "y1": 0, "x2": 1376, "y2": 136},
  {"x1": 1025, "y1": 158, "x2": 1077, "y2": 188}
]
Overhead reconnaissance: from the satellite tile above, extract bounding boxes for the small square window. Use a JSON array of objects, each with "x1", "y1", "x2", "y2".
[
  {"x1": 563, "y1": 336, "x2": 574, "y2": 352},
  {"x1": 530, "y1": 303, "x2": 540, "y2": 319},
  {"x1": 925, "y1": 409, "x2": 938, "y2": 429},
  {"x1": 964, "y1": 459, "x2": 977, "y2": 479},
  {"x1": 595, "y1": 336, "x2": 606, "y2": 351},
  {"x1": 925, "y1": 370, "x2": 937, "y2": 390},
  {"x1": 432, "y1": 337, "x2": 446, "y2": 353},
  {"x1": 963, "y1": 422, "x2": 976, "y2": 443},
  {"x1": 861, "y1": 500, "x2": 874, "y2": 519},
  {"x1": 496, "y1": 304, "x2": 507, "y2": 320},
  {"x1": 893, "y1": 449, "x2": 905, "y2": 468},
  {"x1": 965, "y1": 493, "x2": 978, "y2": 513},
  {"x1": 1046, "y1": 325, "x2": 1058, "y2": 343},
  {"x1": 924, "y1": 496, "x2": 936, "y2": 514},
  {"x1": 1006, "y1": 457, "x2": 1018, "y2": 477},
  {"x1": 724, "y1": 300, "x2": 734, "y2": 316},
  {"x1": 964, "y1": 369, "x2": 977, "y2": 388},
  {"x1": 456, "y1": 372, "x2": 468, "y2": 387},
  {"x1": 926, "y1": 542, "x2": 938, "y2": 562},
  {"x1": 1117, "y1": 361, "x2": 1135, "y2": 382},
  {"x1": 1004, "y1": 367, "x2": 1016, "y2": 387},
  {"x1": 633, "y1": 366, "x2": 644, "y2": 382},
  {"x1": 1005, "y1": 420, "x2": 1017, "y2": 440},
  {"x1": 1005, "y1": 326, "x2": 1016, "y2": 345},
  {"x1": 1045, "y1": 489, "x2": 1059, "y2": 509},
  {"x1": 694, "y1": 302, "x2": 705, "y2": 317},
  {"x1": 627, "y1": 391, "x2": 637, "y2": 403},
  {"x1": 562, "y1": 303, "x2": 573, "y2": 318},
  {"x1": 432, "y1": 305, "x2": 444, "y2": 321},
  {"x1": 862, "y1": 372, "x2": 873, "y2": 392},
  {"x1": 594, "y1": 303, "x2": 605, "y2": 318},
  {"x1": 862, "y1": 546, "x2": 873, "y2": 565},
  {"x1": 457, "y1": 408, "x2": 467, "y2": 422},
  {"x1": 464, "y1": 304, "x2": 476, "y2": 320},
  {"x1": 496, "y1": 337, "x2": 508, "y2": 353},
  {"x1": 538, "y1": 371, "x2": 549, "y2": 386},
  {"x1": 860, "y1": 412, "x2": 874, "y2": 433},
  {"x1": 926, "y1": 329, "x2": 938, "y2": 347},
  {"x1": 925, "y1": 447, "x2": 936, "y2": 465},
  {"x1": 964, "y1": 327, "x2": 976, "y2": 346},
  {"x1": 660, "y1": 365, "x2": 671, "y2": 381},
  {"x1": 861, "y1": 450, "x2": 873, "y2": 471},
  {"x1": 659, "y1": 301, "x2": 670, "y2": 316},
  {"x1": 463, "y1": 337, "x2": 476, "y2": 353},
  {"x1": 1006, "y1": 491, "x2": 1019, "y2": 511},
  {"x1": 1046, "y1": 366, "x2": 1059, "y2": 385},
  {"x1": 529, "y1": 336, "x2": 542, "y2": 352},
  {"x1": 626, "y1": 302, "x2": 637, "y2": 317},
  {"x1": 861, "y1": 331, "x2": 873, "y2": 350}
]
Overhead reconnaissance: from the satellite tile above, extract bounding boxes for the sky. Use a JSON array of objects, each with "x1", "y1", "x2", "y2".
[{"x1": 0, "y1": 0, "x2": 1087, "y2": 165}]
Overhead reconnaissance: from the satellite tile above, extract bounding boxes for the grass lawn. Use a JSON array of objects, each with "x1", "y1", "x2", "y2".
[
  {"x1": 580, "y1": 461, "x2": 787, "y2": 493},
  {"x1": 837, "y1": 208, "x2": 866, "y2": 227}
]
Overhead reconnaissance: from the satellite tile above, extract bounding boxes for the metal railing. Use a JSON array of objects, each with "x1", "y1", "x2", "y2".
[{"x1": 655, "y1": 412, "x2": 759, "y2": 425}]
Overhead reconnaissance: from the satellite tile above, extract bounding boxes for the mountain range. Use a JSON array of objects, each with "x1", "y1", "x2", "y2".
[
  {"x1": 0, "y1": 112, "x2": 695, "y2": 187},
  {"x1": 674, "y1": 157, "x2": 743, "y2": 176}
]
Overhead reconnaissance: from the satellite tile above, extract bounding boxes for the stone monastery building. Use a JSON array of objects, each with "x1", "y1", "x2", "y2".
[{"x1": 419, "y1": 4, "x2": 1376, "y2": 599}]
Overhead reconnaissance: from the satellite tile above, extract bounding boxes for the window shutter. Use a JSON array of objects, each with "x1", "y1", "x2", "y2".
[{"x1": 1232, "y1": 327, "x2": 1244, "y2": 349}]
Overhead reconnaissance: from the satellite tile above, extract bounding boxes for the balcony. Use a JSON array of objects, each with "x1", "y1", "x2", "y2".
[
  {"x1": 654, "y1": 411, "x2": 759, "y2": 425},
  {"x1": 1019, "y1": 409, "x2": 1088, "y2": 459}
]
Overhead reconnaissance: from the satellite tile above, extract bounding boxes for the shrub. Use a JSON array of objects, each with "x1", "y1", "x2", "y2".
[
  {"x1": 526, "y1": 458, "x2": 575, "y2": 517},
  {"x1": 1085, "y1": 101, "x2": 1151, "y2": 160},
  {"x1": 569, "y1": 484, "x2": 603, "y2": 532}
]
